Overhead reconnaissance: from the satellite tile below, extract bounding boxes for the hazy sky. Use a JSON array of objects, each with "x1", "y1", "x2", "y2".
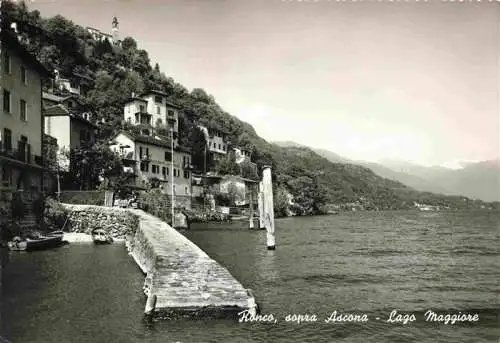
[{"x1": 28, "y1": 0, "x2": 499, "y2": 166}]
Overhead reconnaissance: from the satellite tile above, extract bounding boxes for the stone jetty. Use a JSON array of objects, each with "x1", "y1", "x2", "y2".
[
  {"x1": 61, "y1": 204, "x2": 257, "y2": 319},
  {"x1": 126, "y1": 210, "x2": 257, "y2": 319}
]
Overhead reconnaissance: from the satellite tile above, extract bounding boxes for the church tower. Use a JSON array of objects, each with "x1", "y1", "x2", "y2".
[{"x1": 112, "y1": 16, "x2": 119, "y2": 43}]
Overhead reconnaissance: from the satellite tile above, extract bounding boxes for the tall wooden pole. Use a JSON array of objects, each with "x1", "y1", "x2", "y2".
[
  {"x1": 171, "y1": 128, "x2": 175, "y2": 228},
  {"x1": 262, "y1": 166, "x2": 275, "y2": 250},
  {"x1": 248, "y1": 183, "x2": 254, "y2": 229},
  {"x1": 258, "y1": 181, "x2": 264, "y2": 229}
]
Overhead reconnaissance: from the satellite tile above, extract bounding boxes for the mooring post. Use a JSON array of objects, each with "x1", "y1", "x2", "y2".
[
  {"x1": 249, "y1": 184, "x2": 254, "y2": 229},
  {"x1": 144, "y1": 294, "x2": 157, "y2": 322},
  {"x1": 258, "y1": 181, "x2": 265, "y2": 230},
  {"x1": 262, "y1": 166, "x2": 275, "y2": 250}
]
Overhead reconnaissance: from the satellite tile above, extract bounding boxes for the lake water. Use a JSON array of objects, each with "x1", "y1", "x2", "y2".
[{"x1": 1, "y1": 210, "x2": 499, "y2": 343}]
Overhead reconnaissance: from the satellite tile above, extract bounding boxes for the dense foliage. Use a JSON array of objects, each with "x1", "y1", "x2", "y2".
[{"x1": 2, "y1": 1, "x2": 498, "y2": 214}]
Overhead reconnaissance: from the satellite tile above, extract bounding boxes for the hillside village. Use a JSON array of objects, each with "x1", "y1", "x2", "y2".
[
  {"x1": 0, "y1": 1, "x2": 498, "y2": 234},
  {"x1": 0, "y1": 9, "x2": 264, "y2": 226}
]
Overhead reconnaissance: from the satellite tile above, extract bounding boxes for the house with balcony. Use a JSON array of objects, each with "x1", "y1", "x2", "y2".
[
  {"x1": 47, "y1": 70, "x2": 93, "y2": 97},
  {"x1": 124, "y1": 90, "x2": 180, "y2": 144},
  {"x1": 0, "y1": 30, "x2": 52, "y2": 204},
  {"x1": 197, "y1": 125, "x2": 229, "y2": 164},
  {"x1": 110, "y1": 131, "x2": 193, "y2": 209}
]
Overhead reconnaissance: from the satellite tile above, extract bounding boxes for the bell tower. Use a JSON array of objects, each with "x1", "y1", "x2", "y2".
[{"x1": 112, "y1": 16, "x2": 119, "y2": 43}]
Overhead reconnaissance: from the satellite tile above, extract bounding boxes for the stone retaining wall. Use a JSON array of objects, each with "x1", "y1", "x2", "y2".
[{"x1": 61, "y1": 204, "x2": 139, "y2": 239}]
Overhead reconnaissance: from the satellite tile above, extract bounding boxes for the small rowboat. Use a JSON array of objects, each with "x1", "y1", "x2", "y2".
[
  {"x1": 8, "y1": 235, "x2": 63, "y2": 251},
  {"x1": 91, "y1": 229, "x2": 113, "y2": 245}
]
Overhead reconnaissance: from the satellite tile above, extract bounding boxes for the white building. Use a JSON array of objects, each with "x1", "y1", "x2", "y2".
[
  {"x1": 124, "y1": 90, "x2": 180, "y2": 145},
  {"x1": 110, "y1": 131, "x2": 193, "y2": 208}
]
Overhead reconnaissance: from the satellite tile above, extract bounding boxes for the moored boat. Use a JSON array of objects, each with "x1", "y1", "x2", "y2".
[
  {"x1": 91, "y1": 229, "x2": 113, "y2": 245},
  {"x1": 8, "y1": 235, "x2": 63, "y2": 251}
]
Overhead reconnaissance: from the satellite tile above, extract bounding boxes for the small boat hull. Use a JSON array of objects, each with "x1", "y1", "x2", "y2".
[
  {"x1": 8, "y1": 236, "x2": 63, "y2": 251},
  {"x1": 91, "y1": 230, "x2": 113, "y2": 245}
]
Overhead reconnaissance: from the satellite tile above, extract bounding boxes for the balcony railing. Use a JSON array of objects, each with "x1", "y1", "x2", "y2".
[
  {"x1": 119, "y1": 151, "x2": 135, "y2": 161},
  {"x1": 140, "y1": 153, "x2": 151, "y2": 161},
  {"x1": 0, "y1": 148, "x2": 45, "y2": 167}
]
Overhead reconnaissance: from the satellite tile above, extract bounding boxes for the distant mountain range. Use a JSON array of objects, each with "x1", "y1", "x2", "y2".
[
  {"x1": 274, "y1": 141, "x2": 500, "y2": 202},
  {"x1": 378, "y1": 159, "x2": 500, "y2": 202}
]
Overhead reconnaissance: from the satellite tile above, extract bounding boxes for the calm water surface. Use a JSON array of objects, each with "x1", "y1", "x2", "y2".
[{"x1": 1, "y1": 210, "x2": 499, "y2": 343}]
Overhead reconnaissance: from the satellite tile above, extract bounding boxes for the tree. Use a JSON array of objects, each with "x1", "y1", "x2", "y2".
[
  {"x1": 68, "y1": 142, "x2": 123, "y2": 190},
  {"x1": 286, "y1": 176, "x2": 327, "y2": 215},
  {"x1": 274, "y1": 186, "x2": 290, "y2": 218},
  {"x1": 216, "y1": 154, "x2": 240, "y2": 176},
  {"x1": 189, "y1": 126, "x2": 208, "y2": 172}
]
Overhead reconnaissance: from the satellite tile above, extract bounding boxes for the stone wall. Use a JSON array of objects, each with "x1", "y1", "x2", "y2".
[{"x1": 62, "y1": 204, "x2": 139, "y2": 239}]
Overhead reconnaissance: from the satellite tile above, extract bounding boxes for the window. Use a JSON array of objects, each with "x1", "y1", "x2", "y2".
[
  {"x1": 135, "y1": 113, "x2": 139, "y2": 123},
  {"x1": 3, "y1": 52, "x2": 10, "y2": 74},
  {"x1": 139, "y1": 147, "x2": 143, "y2": 157},
  {"x1": 139, "y1": 105, "x2": 145, "y2": 113},
  {"x1": 18, "y1": 136, "x2": 27, "y2": 162},
  {"x1": 164, "y1": 151, "x2": 172, "y2": 161},
  {"x1": 2, "y1": 165, "x2": 11, "y2": 185},
  {"x1": 140, "y1": 162, "x2": 149, "y2": 172},
  {"x1": 154, "y1": 96, "x2": 162, "y2": 103},
  {"x1": 156, "y1": 106, "x2": 160, "y2": 115},
  {"x1": 183, "y1": 170, "x2": 190, "y2": 179},
  {"x1": 185, "y1": 186, "x2": 188, "y2": 194},
  {"x1": 3, "y1": 89, "x2": 11, "y2": 113},
  {"x1": 218, "y1": 144, "x2": 221, "y2": 150},
  {"x1": 20, "y1": 65, "x2": 27, "y2": 84},
  {"x1": 166, "y1": 167, "x2": 169, "y2": 175},
  {"x1": 152, "y1": 165, "x2": 159, "y2": 174},
  {"x1": 3, "y1": 128, "x2": 12, "y2": 151},
  {"x1": 174, "y1": 168, "x2": 179, "y2": 177},
  {"x1": 167, "y1": 110, "x2": 174, "y2": 117},
  {"x1": 20, "y1": 99, "x2": 27, "y2": 121},
  {"x1": 162, "y1": 167, "x2": 166, "y2": 175},
  {"x1": 223, "y1": 145, "x2": 226, "y2": 151}
]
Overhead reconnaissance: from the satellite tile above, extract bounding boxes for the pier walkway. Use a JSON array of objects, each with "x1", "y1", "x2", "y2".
[{"x1": 127, "y1": 210, "x2": 256, "y2": 319}]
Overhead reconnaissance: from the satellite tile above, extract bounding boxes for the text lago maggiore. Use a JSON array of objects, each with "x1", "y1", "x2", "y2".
[{"x1": 237, "y1": 310, "x2": 480, "y2": 325}]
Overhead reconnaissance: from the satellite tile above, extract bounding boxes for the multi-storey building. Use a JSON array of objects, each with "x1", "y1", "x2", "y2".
[
  {"x1": 124, "y1": 90, "x2": 180, "y2": 145},
  {"x1": 0, "y1": 30, "x2": 52, "y2": 201},
  {"x1": 110, "y1": 131, "x2": 193, "y2": 208},
  {"x1": 197, "y1": 125, "x2": 229, "y2": 163},
  {"x1": 43, "y1": 93, "x2": 97, "y2": 171}
]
